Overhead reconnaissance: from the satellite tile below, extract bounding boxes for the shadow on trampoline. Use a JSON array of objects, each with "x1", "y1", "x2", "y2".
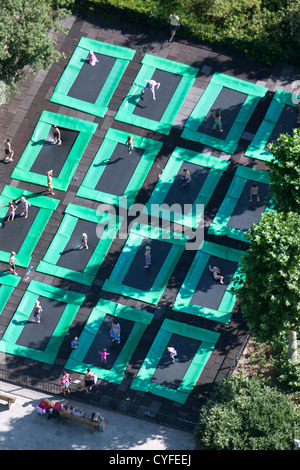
[{"x1": 93, "y1": 156, "x2": 124, "y2": 168}]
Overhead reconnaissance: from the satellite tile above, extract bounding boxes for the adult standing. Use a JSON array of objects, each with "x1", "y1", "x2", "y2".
[
  {"x1": 84, "y1": 367, "x2": 95, "y2": 392},
  {"x1": 168, "y1": 12, "x2": 180, "y2": 42},
  {"x1": 4, "y1": 138, "x2": 14, "y2": 162}
]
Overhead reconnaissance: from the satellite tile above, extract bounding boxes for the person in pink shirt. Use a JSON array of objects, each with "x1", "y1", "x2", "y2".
[{"x1": 99, "y1": 348, "x2": 110, "y2": 363}]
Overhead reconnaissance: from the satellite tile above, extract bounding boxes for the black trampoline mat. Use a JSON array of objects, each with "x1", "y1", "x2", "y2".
[
  {"x1": 267, "y1": 104, "x2": 298, "y2": 145},
  {"x1": 95, "y1": 143, "x2": 145, "y2": 196},
  {"x1": 150, "y1": 334, "x2": 201, "y2": 390},
  {"x1": 122, "y1": 238, "x2": 172, "y2": 292},
  {"x1": 56, "y1": 218, "x2": 104, "y2": 272},
  {"x1": 30, "y1": 128, "x2": 79, "y2": 176},
  {"x1": 83, "y1": 314, "x2": 134, "y2": 369},
  {"x1": 0, "y1": 204, "x2": 40, "y2": 254},
  {"x1": 162, "y1": 162, "x2": 211, "y2": 209},
  {"x1": 15, "y1": 295, "x2": 66, "y2": 351},
  {"x1": 228, "y1": 181, "x2": 269, "y2": 231},
  {"x1": 198, "y1": 87, "x2": 247, "y2": 139},
  {"x1": 67, "y1": 54, "x2": 117, "y2": 104},
  {"x1": 133, "y1": 69, "x2": 182, "y2": 122},
  {"x1": 190, "y1": 255, "x2": 238, "y2": 310}
]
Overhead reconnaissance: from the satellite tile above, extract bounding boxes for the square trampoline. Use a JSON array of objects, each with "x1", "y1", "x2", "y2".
[
  {"x1": 245, "y1": 89, "x2": 300, "y2": 162},
  {"x1": 142, "y1": 146, "x2": 230, "y2": 229},
  {"x1": 114, "y1": 54, "x2": 198, "y2": 135},
  {"x1": 50, "y1": 37, "x2": 136, "y2": 117},
  {"x1": 65, "y1": 298, "x2": 154, "y2": 384},
  {"x1": 0, "y1": 186, "x2": 59, "y2": 268},
  {"x1": 76, "y1": 128, "x2": 163, "y2": 209},
  {"x1": 208, "y1": 165, "x2": 271, "y2": 243},
  {"x1": 0, "y1": 280, "x2": 85, "y2": 364},
  {"x1": 131, "y1": 318, "x2": 220, "y2": 404},
  {"x1": 11, "y1": 110, "x2": 98, "y2": 191},
  {"x1": 181, "y1": 72, "x2": 268, "y2": 153},
  {"x1": 36, "y1": 203, "x2": 123, "y2": 286},
  {"x1": 102, "y1": 222, "x2": 187, "y2": 305},
  {"x1": 172, "y1": 241, "x2": 246, "y2": 324},
  {"x1": 0, "y1": 272, "x2": 21, "y2": 316}
]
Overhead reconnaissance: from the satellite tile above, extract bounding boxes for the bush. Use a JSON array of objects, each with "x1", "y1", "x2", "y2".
[{"x1": 195, "y1": 375, "x2": 300, "y2": 450}]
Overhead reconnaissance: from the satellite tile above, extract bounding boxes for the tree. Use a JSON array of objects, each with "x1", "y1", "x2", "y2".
[
  {"x1": 235, "y1": 211, "x2": 300, "y2": 360},
  {"x1": 0, "y1": 0, "x2": 72, "y2": 98},
  {"x1": 195, "y1": 375, "x2": 300, "y2": 450},
  {"x1": 268, "y1": 128, "x2": 300, "y2": 214}
]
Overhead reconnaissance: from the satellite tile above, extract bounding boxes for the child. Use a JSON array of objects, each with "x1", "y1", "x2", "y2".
[
  {"x1": 88, "y1": 50, "x2": 98, "y2": 66},
  {"x1": 47, "y1": 170, "x2": 55, "y2": 195},
  {"x1": 15, "y1": 196, "x2": 31, "y2": 218},
  {"x1": 80, "y1": 233, "x2": 89, "y2": 250},
  {"x1": 209, "y1": 265, "x2": 224, "y2": 284},
  {"x1": 144, "y1": 246, "x2": 151, "y2": 268},
  {"x1": 4, "y1": 138, "x2": 14, "y2": 162},
  {"x1": 0, "y1": 201, "x2": 17, "y2": 221},
  {"x1": 212, "y1": 111, "x2": 223, "y2": 132},
  {"x1": 52, "y1": 125, "x2": 62, "y2": 145},
  {"x1": 181, "y1": 167, "x2": 191, "y2": 186},
  {"x1": 126, "y1": 136, "x2": 135, "y2": 155},
  {"x1": 99, "y1": 348, "x2": 110, "y2": 363},
  {"x1": 141, "y1": 79, "x2": 160, "y2": 100},
  {"x1": 33, "y1": 300, "x2": 42, "y2": 324},
  {"x1": 71, "y1": 337, "x2": 79, "y2": 349},
  {"x1": 167, "y1": 346, "x2": 177, "y2": 363},
  {"x1": 249, "y1": 182, "x2": 260, "y2": 203},
  {"x1": 9, "y1": 251, "x2": 18, "y2": 275}
]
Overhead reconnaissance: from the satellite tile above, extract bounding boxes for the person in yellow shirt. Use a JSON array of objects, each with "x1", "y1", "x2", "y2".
[{"x1": 168, "y1": 12, "x2": 180, "y2": 42}]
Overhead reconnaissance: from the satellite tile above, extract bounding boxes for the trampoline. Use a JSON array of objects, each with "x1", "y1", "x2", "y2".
[
  {"x1": 115, "y1": 54, "x2": 198, "y2": 135},
  {"x1": 245, "y1": 89, "x2": 300, "y2": 162},
  {"x1": 0, "y1": 272, "x2": 21, "y2": 316},
  {"x1": 142, "y1": 147, "x2": 230, "y2": 229},
  {"x1": 65, "y1": 299, "x2": 154, "y2": 384},
  {"x1": 0, "y1": 280, "x2": 85, "y2": 364},
  {"x1": 172, "y1": 241, "x2": 246, "y2": 324},
  {"x1": 11, "y1": 110, "x2": 98, "y2": 191},
  {"x1": 50, "y1": 37, "x2": 136, "y2": 117},
  {"x1": 76, "y1": 128, "x2": 163, "y2": 209},
  {"x1": 181, "y1": 72, "x2": 268, "y2": 153},
  {"x1": 0, "y1": 186, "x2": 59, "y2": 267},
  {"x1": 36, "y1": 203, "x2": 122, "y2": 286},
  {"x1": 102, "y1": 222, "x2": 187, "y2": 305},
  {"x1": 131, "y1": 318, "x2": 220, "y2": 404},
  {"x1": 208, "y1": 165, "x2": 271, "y2": 243}
]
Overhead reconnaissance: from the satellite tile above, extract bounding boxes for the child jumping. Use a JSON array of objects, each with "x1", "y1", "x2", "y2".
[
  {"x1": 212, "y1": 111, "x2": 223, "y2": 132},
  {"x1": 126, "y1": 136, "x2": 135, "y2": 155},
  {"x1": 141, "y1": 79, "x2": 160, "y2": 100},
  {"x1": 79, "y1": 233, "x2": 89, "y2": 250},
  {"x1": 144, "y1": 246, "x2": 151, "y2": 268}
]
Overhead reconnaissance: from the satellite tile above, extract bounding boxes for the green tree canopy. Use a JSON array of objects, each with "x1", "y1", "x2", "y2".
[
  {"x1": 235, "y1": 210, "x2": 300, "y2": 345},
  {"x1": 268, "y1": 128, "x2": 300, "y2": 214},
  {"x1": 0, "y1": 0, "x2": 72, "y2": 97},
  {"x1": 195, "y1": 375, "x2": 300, "y2": 450}
]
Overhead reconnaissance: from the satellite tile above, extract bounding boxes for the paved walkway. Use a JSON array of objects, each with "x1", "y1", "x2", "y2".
[{"x1": 0, "y1": 380, "x2": 195, "y2": 450}]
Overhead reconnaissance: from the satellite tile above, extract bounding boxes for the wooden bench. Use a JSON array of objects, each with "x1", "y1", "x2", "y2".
[
  {"x1": 0, "y1": 392, "x2": 16, "y2": 410},
  {"x1": 59, "y1": 411, "x2": 100, "y2": 433}
]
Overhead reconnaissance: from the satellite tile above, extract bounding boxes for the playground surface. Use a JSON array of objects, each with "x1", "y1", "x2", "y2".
[{"x1": 0, "y1": 11, "x2": 299, "y2": 440}]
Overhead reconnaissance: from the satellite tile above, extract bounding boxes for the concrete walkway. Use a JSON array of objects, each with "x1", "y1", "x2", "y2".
[{"x1": 0, "y1": 380, "x2": 196, "y2": 450}]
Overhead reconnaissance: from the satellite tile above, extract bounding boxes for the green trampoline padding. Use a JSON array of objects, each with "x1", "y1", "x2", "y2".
[
  {"x1": 208, "y1": 165, "x2": 271, "y2": 243},
  {"x1": 50, "y1": 37, "x2": 136, "y2": 117},
  {"x1": 142, "y1": 147, "x2": 230, "y2": 228},
  {"x1": 102, "y1": 222, "x2": 188, "y2": 305},
  {"x1": 172, "y1": 241, "x2": 246, "y2": 324},
  {"x1": 244, "y1": 90, "x2": 300, "y2": 162},
  {"x1": 0, "y1": 186, "x2": 59, "y2": 267},
  {"x1": 0, "y1": 272, "x2": 21, "y2": 315},
  {"x1": 36, "y1": 203, "x2": 123, "y2": 286},
  {"x1": 0, "y1": 280, "x2": 85, "y2": 364},
  {"x1": 181, "y1": 72, "x2": 268, "y2": 153},
  {"x1": 76, "y1": 128, "x2": 163, "y2": 209},
  {"x1": 114, "y1": 54, "x2": 198, "y2": 135},
  {"x1": 131, "y1": 318, "x2": 220, "y2": 404},
  {"x1": 65, "y1": 298, "x2": 154, "y2": 384},
  {"x1": 11, "y1": 110, "x2": 98, "y2": 191}
]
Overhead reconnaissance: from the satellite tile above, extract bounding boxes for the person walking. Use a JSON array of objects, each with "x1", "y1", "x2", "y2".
[
  {"x1": 47, "y1": 170, "x2": 55, "y2": 195},
  {"x1": 168, "y1": 12, "x2": 180, "y2": 42},
  {"x1": 9, "y1": 251, "x2": 18, "y2": 275},
  {"x1": 4, "y1": 138, "x2": 14, "y2": 162}
]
